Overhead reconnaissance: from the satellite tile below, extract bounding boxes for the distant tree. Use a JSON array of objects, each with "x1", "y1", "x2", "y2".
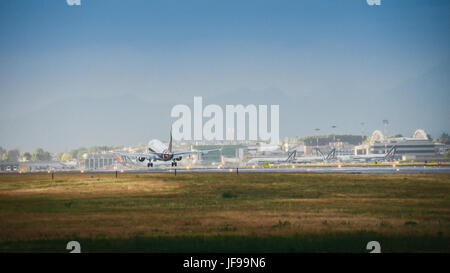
[
  {"x1": 32, "y1": 148, "x2": 43, "y2": 161},
  {"x1": 439, "y1": 133, "x2": 450, "y2": 145},
  {"x1": 70, "y1": 147, "x2": 88, "y2": 159},
  {"x1": 1, "y1": 153, "x2": 8, "y2": 162},
  {"x1": 99, "y1": 145, "x2": 110, "y2": 153},
  {"x1": 55, "y1": 152, "x2": 64, "y2": 161},
  {"x1": 61, "y1": 153, "x2": 73, "y2": 161},
  {"x1": 22, "y1": 152, "x2": 32, "y2": 161},
  {"x1": 137, "y1": 143, "x2": 146, "y2": 152},
  {"x1": 32, "y1": 148, "x2": 51, "y2": 162},
  {"x1": 301, "y1": 135, "x2": 366, "y2": 146},
  {"x1": 7, "y1": 149, "x2": 20, "y2": 162},
  {"x1": 0, "y1": 147, "x2": 6, "y2": 162},
  {"x1": 388, "y1": 134, "x2": 403, "y2": 138},
  {"x1": 446, "y1": 151, "x2": 450, "y2": 158},
  {"x1": 69, "y1": 149, "x2": 78, "y2": 159}
]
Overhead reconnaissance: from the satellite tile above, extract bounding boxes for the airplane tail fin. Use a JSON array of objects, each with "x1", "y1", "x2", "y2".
[
  {"x1": 286, "y1": 150, "x2": 297, "y2": 162},
  {"x1": 384, "y1": 145, "x2": 397, "y2": 160},
  {"x1": 316, "y1": 148, "x2": 336, "y2": 161},
  {"x1": 113, "y1": 153, "x2": 125, "y2": 166},
  {"x1": 326, "y1": 148, "x2": 336, "y2": 161},
  {"x1": 168, "y1": 129, "x2": 173, "y2": 153}
]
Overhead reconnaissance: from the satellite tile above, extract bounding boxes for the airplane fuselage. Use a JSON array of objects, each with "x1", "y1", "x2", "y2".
[{"x1": 146, "y1": 139, "x2": 174, "y2": 161}]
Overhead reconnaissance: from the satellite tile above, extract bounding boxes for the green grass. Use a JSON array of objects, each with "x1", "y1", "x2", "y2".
[
  {"x1": 1, "y1": 233, "x2": 448, "y2": 253},
  {"x1": 0, "y1": 172, "x2": 449, "y2": 252}
]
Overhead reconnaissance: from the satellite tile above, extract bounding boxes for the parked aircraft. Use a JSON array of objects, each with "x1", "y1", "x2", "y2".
[
  {"x1": 338, "y1": 146, "x2": 397, "y2": 162},
  {"x1": 246, "y1": 150, "x2": 297, "y2": 165},
  {"x1": 293, "y1": 148, "x2": 336, "y2": 163},
  {"x1": 247, "y1": 148, "x2": 336, "y2": 165}
]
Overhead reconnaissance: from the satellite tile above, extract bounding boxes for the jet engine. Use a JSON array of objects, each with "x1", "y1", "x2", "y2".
[
  {"x1": 138, "y1": 157, "x2": 146, "y2": 162},
  {"x1": 175, "y1": 156, "x2": 182, "y2": 161}
]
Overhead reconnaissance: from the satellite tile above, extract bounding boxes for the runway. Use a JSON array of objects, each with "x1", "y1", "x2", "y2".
[
  {"x1": 129, "y1": 165, "x2": 450, "y2": 174},
  {"x1": 11, "y1": 165, "x2": 450, "y2": 174}
]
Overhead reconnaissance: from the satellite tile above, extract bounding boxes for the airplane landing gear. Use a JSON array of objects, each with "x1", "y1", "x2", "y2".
[
  {"x1": 171, "y1": 161, "x2": 177, "y2": 167},
  {"x1": 147, "y1": 162, "x2": 153, "y2": 167}
]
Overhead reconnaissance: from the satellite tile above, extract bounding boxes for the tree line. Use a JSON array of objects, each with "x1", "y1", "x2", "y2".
[
  {"x1": 2, "y1": 133, "x2": 448, "y2": 162},
  {"x1": 0, "y1": 147, "x2": 51, "y2": 162},
  {"x1": 0, "y1": 144, "x2": 125, "y2": 163},
  {"x1": 55, "y1": 145, "x2": 125, "y2": 161},
  {"x1": 301, "y1": 135, "x2": 367, "y2": 146}
]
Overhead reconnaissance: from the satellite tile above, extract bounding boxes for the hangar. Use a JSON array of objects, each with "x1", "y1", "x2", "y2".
[{"x1": 354, "y1": 129, "x2": 445, "y2": 159}]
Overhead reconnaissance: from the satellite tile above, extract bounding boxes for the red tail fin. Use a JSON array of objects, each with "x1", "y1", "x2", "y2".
[{"x1": 114, "y1": 153, "x2": 124, "y2": 165}]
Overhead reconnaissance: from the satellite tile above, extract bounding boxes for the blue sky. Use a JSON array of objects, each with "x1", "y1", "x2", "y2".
[{"x1": 0, "y1": 0, "x2": 449, "y2": 152}]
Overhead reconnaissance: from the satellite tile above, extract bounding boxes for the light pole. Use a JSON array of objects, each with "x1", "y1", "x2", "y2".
[
  {"x1": 383, "y1": 120, "x2": 389, "y2": 138},
  {"x1": 336, "y1": 138, "x2": 341, "y2": 156},
  {"x1": 314, "y1": 128, "x2": 320, "y2": 154},
  {"x1": 331, "y1": 125, "x2": 337, "y2": 146},
  {"x1": 383, "y1": 119, "x2": 389, "y2": 153}
]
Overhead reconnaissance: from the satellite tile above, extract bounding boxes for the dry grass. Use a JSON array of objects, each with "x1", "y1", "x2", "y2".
[{"x1": 0, "y1": 172, "x2": 449, "y2": 252}]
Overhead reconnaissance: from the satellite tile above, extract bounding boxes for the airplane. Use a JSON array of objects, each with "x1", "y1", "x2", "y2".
[
  {"x1": 338, "y1": 145, "x2": 397, "y2": 162},
  {"x1": 247, "y1": 148, "x2": 336, "y2": 165},
  {"x1": 246, "y1": 150, "x2": 298, "y2": 165},
  {"x1": 113, "y1": 130, "x2": 221, "y2": 167},
  {"x1": 292, "y1": 148, "x2": 336, "y2": 163}
]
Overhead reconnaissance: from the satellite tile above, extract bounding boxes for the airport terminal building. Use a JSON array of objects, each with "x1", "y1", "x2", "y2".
[
  {"x1": 355, "y1": 129, "x2": 445, "y2": 160},
  {"x1": 83, "y1": 154, "x2": 118, "y2": 170}
]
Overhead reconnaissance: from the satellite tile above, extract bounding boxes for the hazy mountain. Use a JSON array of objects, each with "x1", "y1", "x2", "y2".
[
  {"x1": 364, "y1": 58, "x2": 450, "y2": 138},
  {"x1": 1, "y1": 94, "x2": 171, "y2": 152},
  {"x1": 1, "y1": 59, "x2": 448, "y2": 152}
]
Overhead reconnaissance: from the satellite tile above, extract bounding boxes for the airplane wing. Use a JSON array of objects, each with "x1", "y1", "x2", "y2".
[
  {"x1": 113, "y1": 148, "x2": 221, "y2": 163},
  {"x1": 172, "y1": 148, "x2": 222, "y2": 157},
  {"x1": 292, "y1": 157, "x2": 315, "y2": 163},
  {"x1": 113, "y1": 152, "x2": 160, "y2": 164}
]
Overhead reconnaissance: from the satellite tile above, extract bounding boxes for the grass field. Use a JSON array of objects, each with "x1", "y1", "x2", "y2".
[{"x1": 0, "y1": 172, "x2": 449, "y2": 252}]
